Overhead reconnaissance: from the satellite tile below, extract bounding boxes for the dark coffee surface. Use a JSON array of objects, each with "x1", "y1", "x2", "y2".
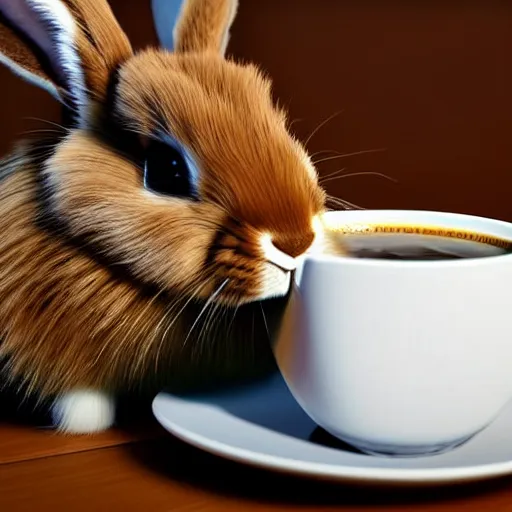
[{"x1": 351, "y1": 248, "x2": 469, "y2": 260}]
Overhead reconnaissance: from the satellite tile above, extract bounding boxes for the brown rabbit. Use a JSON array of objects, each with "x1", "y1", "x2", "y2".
[{"x1": 0, "y1": 0, "x2": 326, "y2": 433}]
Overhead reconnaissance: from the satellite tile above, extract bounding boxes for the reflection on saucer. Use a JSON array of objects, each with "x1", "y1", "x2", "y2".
[{"x1": 308, "y1": 427, "x2": 364, "y2": 454}]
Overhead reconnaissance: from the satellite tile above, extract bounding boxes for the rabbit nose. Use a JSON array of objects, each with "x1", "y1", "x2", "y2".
[
  {"x1": 260, "y1": 234, "x2": 296, "y2": 271},
  {"x1": 273, "y1": 232, "x2": 315, "y2": 258},
  {"x1": 260, "y1": 232, "x2": 315, "y2": 272}
]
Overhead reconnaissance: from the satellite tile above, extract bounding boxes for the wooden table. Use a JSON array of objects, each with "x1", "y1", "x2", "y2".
[{"x1": 2, "y1": 405, "x2": 512, "y2": 512}]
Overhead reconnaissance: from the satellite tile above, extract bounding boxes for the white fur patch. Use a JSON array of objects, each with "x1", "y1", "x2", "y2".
[
  {"x1": 257, "y1": 216, "x2": 324, "y2": 299},
  {"x1": 260, "y1": 234, "x2": 297, "y2": 271},
  {"x1": 52, "y1": 390, "x2": 115, "y2": 434},
  {"x1": 26, "y1": 0, "x2": 87, "y2": 125},
  {"x1": 257, "y1": 262, "x2": 291, "y2": 300}
]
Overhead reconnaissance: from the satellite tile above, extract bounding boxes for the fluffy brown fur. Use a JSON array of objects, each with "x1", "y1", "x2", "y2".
[
  {"x1": 60, "y1": 0, "x2": 133, "y2": 102},
  {"x1": 0, "y1": 159, "x2": 278, "y2": 396},
  {"x1": 0, "y1": 0, "x2": 325, "y2": 413}
]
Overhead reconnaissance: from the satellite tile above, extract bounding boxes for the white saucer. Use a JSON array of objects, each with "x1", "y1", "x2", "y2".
[{"x1": 152, "y1": 372, "x2": 512, "y2": 487}]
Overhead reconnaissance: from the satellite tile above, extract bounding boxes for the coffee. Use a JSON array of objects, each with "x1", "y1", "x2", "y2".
[
  {"x1": 351, "y1": 248, "x2": 471, "y2": 260},
  {"x1": 322, "y1": 222, "x2": 512, "y2": 261}
]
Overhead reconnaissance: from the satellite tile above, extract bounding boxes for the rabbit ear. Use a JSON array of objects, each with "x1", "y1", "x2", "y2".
[
  {"x1": 0, "y1": 0, "x2": 132, "y2": 124},
  {"x1": 151, "y1": 0, "x2": 238, "y2": 56}
]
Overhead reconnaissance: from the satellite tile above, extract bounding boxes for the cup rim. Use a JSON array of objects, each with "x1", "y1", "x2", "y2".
[{"x1": 310, "y1": 209, "x2": 512, "y2": 268}]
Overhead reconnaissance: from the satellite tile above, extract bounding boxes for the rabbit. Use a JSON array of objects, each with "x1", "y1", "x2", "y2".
[{"x1": 0, "y1": 0, "x2": 327, "y2": 434}]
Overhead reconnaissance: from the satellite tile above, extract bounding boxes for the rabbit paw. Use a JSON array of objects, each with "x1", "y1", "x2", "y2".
[{"x1": 52, "y1": 390, "x2": 115, "y2": 434}]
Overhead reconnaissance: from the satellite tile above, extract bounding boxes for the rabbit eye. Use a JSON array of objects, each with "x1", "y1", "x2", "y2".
[{"x1": 143, "y1": 140, "x2": 196, "y2": 199}]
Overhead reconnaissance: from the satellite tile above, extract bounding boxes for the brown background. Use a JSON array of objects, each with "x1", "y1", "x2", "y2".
[{"x1": 1, "y1": 0, "x2": 512, "y2": 220}]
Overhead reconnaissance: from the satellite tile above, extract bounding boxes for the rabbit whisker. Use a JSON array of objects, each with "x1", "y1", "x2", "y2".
[
  {"x1": 320, "y1": 171, "x2": 397, "y2": 185},
  {"x1": 313, "y1": 148, "x2": 386, "y2": 166},
  {"x1": 110, "y1": 288, "x2": 167, "y2": 377},
  {"x1": 227, "y1": 303, "x2": 240, "y2": 337},
  {"x1": 260, "y1": 302, "x2": 270, "y2": 342},
  {"x1": 250, "y1": 309, "x2": 256, "y2": 360},
  {"x1": 196, "y1": 297, "x2": 226, "y2": 360},
  {"x1": 183, "y1": 278, "x2": 229, "y2": 348},
  {"x1": 310, "y1": 150, "x2": 342, "y2": 160},
  {"x1": 154, "y1": 279, "x2": 210, "y2": 368},
  {"x1": 23, "y1": 117, "x2": 68, "y2": 131},
  {"x1": 326, "y1": 195, "x2": 365, "y2": 210},
  {"x1": 287, "y1": 118, "x2": 303, "y2": 131},
  {"x1": 319, "y1": 167, "x2": 347, "y2": 181},
  {"x1": 304, "y1": 110, "x2": 344, "y2": 147},
  {"x1": 23, "y1": 129, "x2": 66, "y2": 136}
]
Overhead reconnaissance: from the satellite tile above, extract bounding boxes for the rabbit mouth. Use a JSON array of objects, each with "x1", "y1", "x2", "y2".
[
  {"x1": 204, "y1": 228, "x2": 298, "y2": 306},
  {"x1": 203, "y1": 220, "x2": 318, "y2": 306},
  {"x1": 256, "y1": 263, "x2": 292, "y2": 301},
  {"x1": 205, "y1": 266, "x2": 292, "y2": 307},
  {"x1": 206, "y1": 249, "x2": 294, "y2": 306}
]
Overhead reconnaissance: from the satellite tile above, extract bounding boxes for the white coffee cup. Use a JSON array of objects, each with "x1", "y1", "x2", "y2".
[{"x1": 273, "y1": 209, "x2": 512, "y2": 457}]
